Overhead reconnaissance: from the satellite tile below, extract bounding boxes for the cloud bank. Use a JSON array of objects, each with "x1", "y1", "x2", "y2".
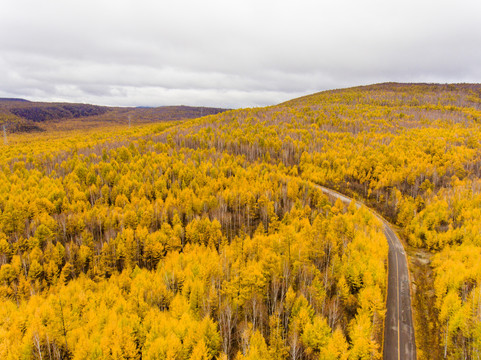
[{"x1": 1, "y1": 0, "x2": 480, "y2": 108}]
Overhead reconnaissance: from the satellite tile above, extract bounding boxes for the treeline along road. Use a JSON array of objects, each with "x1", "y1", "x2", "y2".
[{"x1": 314, "y1": 184, "x2": 416, "y2": 360}]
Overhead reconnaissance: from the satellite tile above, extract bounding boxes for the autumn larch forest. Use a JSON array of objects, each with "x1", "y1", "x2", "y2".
[{"x1": 1, "y1": 83, "x2": 481, "y2": 359}]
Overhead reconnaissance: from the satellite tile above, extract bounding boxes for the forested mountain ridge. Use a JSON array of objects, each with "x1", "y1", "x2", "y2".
[
  {"x1": 0, "y1": 99, "x2": 227, "y2": 132},
  {"x1": 1, "y1": 83, "x2": 481, "y2": 359},
  {"x1": 168, "y1": 82, "x2": 481, "y2": 359}
]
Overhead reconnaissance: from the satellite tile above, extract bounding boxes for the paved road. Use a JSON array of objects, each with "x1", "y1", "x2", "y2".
[{"x1": 314, "y1": 185, "x2": 416, "y2": 360}]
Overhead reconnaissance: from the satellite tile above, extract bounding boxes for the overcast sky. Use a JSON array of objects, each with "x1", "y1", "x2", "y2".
[{"x1": 1, "y1": 0, "x2": 480, "y2": 108}]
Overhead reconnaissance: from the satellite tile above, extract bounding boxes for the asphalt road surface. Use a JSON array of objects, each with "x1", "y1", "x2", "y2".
[{"x1": 314, "y1": 185, "x2": 416, "y2": 360}]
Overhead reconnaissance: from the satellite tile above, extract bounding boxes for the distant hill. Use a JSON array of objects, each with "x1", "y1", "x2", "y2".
[
  {"x1": 9, "y1": 103, "x2": 109, "y2": 122},
  {"x1": 0, "y1": 98, "x2": 30, "y2": 102},
  {"x1": 0, "y1": 99, "x2": 229, "y2": 132},
  {"x1": 280, "y1": 82, "x2": 481, "y2": 108}
]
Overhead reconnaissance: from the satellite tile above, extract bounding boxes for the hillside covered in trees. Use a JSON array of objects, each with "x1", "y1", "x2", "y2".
[
  {"x1": 1, "y1": 83, "x2": 481, "y2": 359},
  {"x1": 0, "y1": 99, "x2": 227, "y2": 132}
]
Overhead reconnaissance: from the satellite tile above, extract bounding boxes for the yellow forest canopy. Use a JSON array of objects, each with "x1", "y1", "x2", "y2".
[{"x1": 1, "y1": 83, "x2": 481, "y2": 359}]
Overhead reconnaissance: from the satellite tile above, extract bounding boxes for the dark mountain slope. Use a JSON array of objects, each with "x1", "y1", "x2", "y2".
[{"x1": 0, "y1": 98, "x2": 228, "y2": 132}]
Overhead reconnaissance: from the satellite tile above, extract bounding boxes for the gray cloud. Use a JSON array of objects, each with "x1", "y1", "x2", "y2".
[{"x1": 1, "y1": 0, "x2": 480, "y2": 108}]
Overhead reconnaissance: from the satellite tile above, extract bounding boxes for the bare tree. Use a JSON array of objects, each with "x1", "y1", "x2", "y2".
[
  {"x1": 2, "y1": 123, "x2": 7, "y2": 145},
  {"x1": 219, "y1": 301, "x2": 237, "y2": 358},
  {"x1": 288, "y1": 327, "x2": 301, "y2": 360},
  {"x1": 33, "y1": 331, "x2": 43, "y2": 360}
]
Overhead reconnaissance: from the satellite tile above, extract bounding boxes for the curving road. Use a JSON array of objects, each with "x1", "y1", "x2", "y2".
[{"x1": 314, "y1": 184, "x2": 416, "y2": 360}]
